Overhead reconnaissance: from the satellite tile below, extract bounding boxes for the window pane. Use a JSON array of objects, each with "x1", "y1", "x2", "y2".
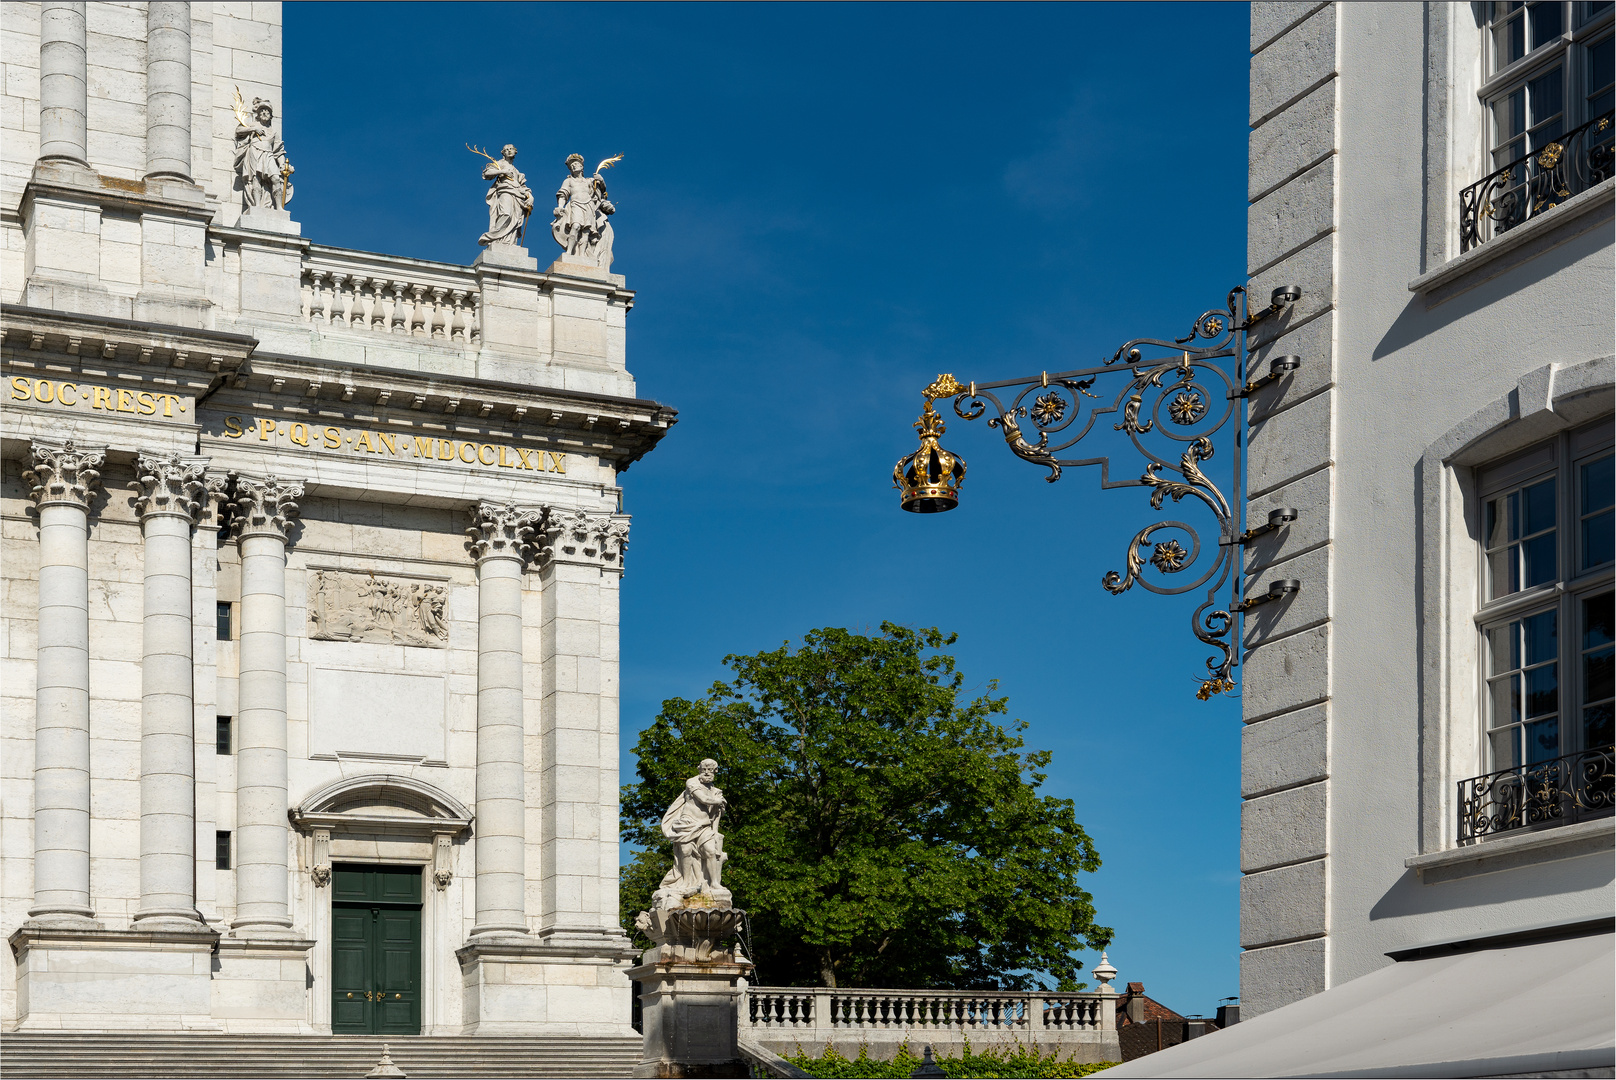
[
  {"x1": 1587, "y1": 35, "x2": 1615, "y2": 115},
  {"x1": 1486, "y1": 495, "x2": 1510, "y2": 548},
  {"x1": 1586, "y1": 511, "x2": 1615, "y2": 570},
  {"x1": 1523, "y1": 478, "x2": 1557, "y2": 534},
  {"x1": 1523, "y1": 530, "x2": 1558, "y2": 587},
  {"x1": 1584, "y1": 456, "x2": 1615, "y2": 512},
  {"x1": 1525, "y1": 715, "x2": 1561, "y2": 762},
  {"x1": 216, "y1": 717, "x2": 231, "y2": 756},
  {"x1": 1587, "y1": 645, "x2": 1614, "y2": 703},
  {"x1": 1489, "y1": 622, "x2": 1522, "y2": 672},
  {"x1": 1496, "y1": 8, "x2": 1528, "y2": 70},
  {"x1": 1587, "y1": 704, "x2": 1614, "y2": 748},
  {"x1": 215, "y1": 832, "x2": 231, "y2": 871},
  {"x1": 1491, "y1": 673, "x2": 1524, "y2": 726},
  {"x1": 1529, "y1": 0, "x2": 1565, "y2": 46},
  {"x1": 216, "y1": 602, "x2": 232, "y2": 641},
  {"x1": 1524, "y1": 608, "x2": 1559, "y2": 664},
  {"x1": 1525, "y1": 661, "x2": 1559, "y2": 717},
  {"x1": 1582, "y1": 456, "x2": 1614, "y2": 569},
  {"x1": 1491, "y1": 725, "x2": 1523, "y2": 769},
  {"x1": 1585, "y1": 591, "x2": 1614, "y2": 648},
  {"x1": 1497, "y1": 88, "x2": 1528, "y2": 145},
  {"x1": 1582, "y1": 2, "x2": 1615, "y2": 26}
]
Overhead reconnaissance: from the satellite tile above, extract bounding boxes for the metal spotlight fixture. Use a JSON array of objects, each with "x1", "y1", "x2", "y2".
[
  {"x1": 1240, "y1": 507, "x2": 1299, "y2": 542},
  {"x1": 1271, "y1": 285, "x2": 1302, "y2": 306},
  {"x1": 894, "y1": 375, "x2": 969, "y2": 513},
  {"x1": 1236, "y1": 578, "x2": 1301, "y2": 611}
]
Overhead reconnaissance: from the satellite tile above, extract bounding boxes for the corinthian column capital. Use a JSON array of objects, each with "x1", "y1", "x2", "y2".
[
  {"x1": 24, "y1": 440, "x2": 106, "y2": 510},
  {"x1": 540, "y1": 508, "x2": 630, "y2": 571},
  {"x1": 133, "y1": 451, "x2": 210, "y2": 523},
  {"x1": 466, "y1": 502, "x2": 543, "y2": 564},
  {"x1": 230, "y1": 475, "x2": 303, "y2": 541}
]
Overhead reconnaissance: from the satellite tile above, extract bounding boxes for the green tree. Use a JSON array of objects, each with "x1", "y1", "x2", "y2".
[{"x1": 620, "y1": 623, "x2": 1111, "y2": 990}]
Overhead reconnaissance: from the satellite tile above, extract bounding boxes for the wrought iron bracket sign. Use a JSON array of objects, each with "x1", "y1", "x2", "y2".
[{"x1": 894, "y1": 285, "x2": 1306, "y2": 699}]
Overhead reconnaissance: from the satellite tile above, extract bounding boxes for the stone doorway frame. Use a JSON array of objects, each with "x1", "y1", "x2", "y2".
[{"x1": 290, "y1": 774, "x2": 472, "y2": 1036}]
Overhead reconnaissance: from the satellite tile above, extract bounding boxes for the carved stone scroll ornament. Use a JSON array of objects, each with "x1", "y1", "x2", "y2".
[
  {"x1": 132, "y1": 452, "x2": 209, "y2": 523},
  {"x1": 23, "y1": 440, "x2": 106, "y2": 510},
  {"x1": 540, "y1": 508, "x2": 630, "y2": 570},
  {"x1": 230, "y1": 475, "x2": 302, "y2": 541},
  {"x1": 466, "y1": 502, "x2": 543, "y2": 563},
  {"x1": 307, "y1": 570, "x2": 450, "y2": 648}
]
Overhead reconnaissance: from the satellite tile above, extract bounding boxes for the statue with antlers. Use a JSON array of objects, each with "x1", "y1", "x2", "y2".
[
  {"x1": 468, "y1": 143, "x2": 533, "y2": 248},
  {"x1": 553, "y1": 153, "x2": 623, "y2": 269}
]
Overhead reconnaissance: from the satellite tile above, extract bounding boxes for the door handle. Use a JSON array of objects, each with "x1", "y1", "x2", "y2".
[{"x1": 346, "y1": 992, "x2": 354, "y2": 999}]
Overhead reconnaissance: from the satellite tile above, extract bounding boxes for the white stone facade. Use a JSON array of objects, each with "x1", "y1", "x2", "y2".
[
  {"x1": 1240, "y1": 2, "x2": 1614, "y2": 1016},
  {"x1": 1, "y1": 2, "x2": 673, "y2": 1036}
]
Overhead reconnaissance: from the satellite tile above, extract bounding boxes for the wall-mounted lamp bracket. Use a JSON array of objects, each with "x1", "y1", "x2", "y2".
[
  {"x1": 1238, "y1": 507, "x2": 1298, "y2": 543},
  {"x1": 1241, "y1": 355, "x2": 1302, "y2": 395},
  {"x1": 1242, "y1": 285, "x2": 1302, "y2": 327},
  {"x1": 1234, "y1": 579, "x2": 1301, "y2": 612}
]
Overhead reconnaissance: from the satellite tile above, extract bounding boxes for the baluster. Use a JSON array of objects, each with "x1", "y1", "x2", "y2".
[
  {"x1": 410, "y1": 284, "x2": 428, "y2": 337},
  {"x1": 332, "y1": 273, "x2": 352, "y2": 327},
  {"x1": 299, "y1": 269, "x2": 312, "y2": 322},
  {"x1": 449, "y1": 289, "x2": 467, "y2": 342},
  {"x1": 467, "y1": 292, "x2": 481, "y2": 345},
  {"x1": 309, "y1": 270, "x2": 328, "y2": 325},
  {"x1": 357, "y1": 276, "x2": 376, "y2": 330},
  {"x1": 390, "y1": 281, "x2": 408, "y2": 334},
  {"x1": 429, "y1": 287, "x2": 447, "y2": 338},
  {"x1": 370, "y1": 278, "x2": 388, "y2": 331}
]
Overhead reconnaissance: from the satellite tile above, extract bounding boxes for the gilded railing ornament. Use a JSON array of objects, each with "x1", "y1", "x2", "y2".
[{"x1": 894, "y1": 286, "x2": 1302, "y2": 698}]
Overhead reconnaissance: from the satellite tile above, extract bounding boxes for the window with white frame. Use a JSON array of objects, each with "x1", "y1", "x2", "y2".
[
  {"x1": 1463, "y1": 3, "x2": 1615, "y2": 250},
  {"x1": 1477, "y1": 422, "x2": 1614, "y2": 780}
]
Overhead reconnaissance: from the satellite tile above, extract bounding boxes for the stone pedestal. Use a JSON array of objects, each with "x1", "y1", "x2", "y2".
[
  {"x1": 235, "y1": 209, "x2": 305, "y2": 324},
  {"x1": 212, "y1": 936, "x2": 317, "y2": 1033},
  {"x1": 473, "y1": 245, "x2": 542, "y2": 356},
  {"x1": 9, "y1": 924, "x2": 220, "y2": 1031},
  {"x1": 629, "y1": 907, "x2": 753, "y2": 1079},
  {"x1": 456, "y1": 937, "x2": 638, "y2": 1036}
]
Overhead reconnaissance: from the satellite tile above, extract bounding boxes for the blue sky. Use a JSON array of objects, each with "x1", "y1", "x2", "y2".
[{"x1": 286, "y1": 1, "x2": 1250, "y2": 1013}]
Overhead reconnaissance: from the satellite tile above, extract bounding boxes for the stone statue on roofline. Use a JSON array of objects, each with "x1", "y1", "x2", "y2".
[
  {"x1": 232, "y1": 88, "x2": 293, "y2": 210},
  {"x1": 553, "y1": 152, "x2": 622, "y2": 269},
  {"x1": 652, "y1": 757, "x2": 731, "y2": 909},
  {"x1": 469, "y1": 143, "x2": 534, "y2": 247}
]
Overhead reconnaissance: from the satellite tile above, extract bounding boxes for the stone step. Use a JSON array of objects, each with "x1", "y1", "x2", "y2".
[{"x1": 0, "y1": 1033, "x2": 643, "y2": 1079}]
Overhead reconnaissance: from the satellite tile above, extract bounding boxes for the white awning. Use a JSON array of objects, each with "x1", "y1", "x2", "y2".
[{"x1": 1100, "y1": 929, "x2": 1614, "y2": 1078}]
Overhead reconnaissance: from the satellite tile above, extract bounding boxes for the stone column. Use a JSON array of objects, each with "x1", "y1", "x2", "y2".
[
  {"x1": 131, "y1": 453, "x2": 212, "y2": 926},
  {"x1": 144, "y1": 2, "x2": 192, "y2": 182},
  {"x1": 466, "y1": 502, "x2": 542, "y2": 938},
  {"x1": 38, "y1": 1, "x2": 87, "y2": 167},
  {"x1": 230, "y1": 475, "x2": 302, "y2": 936},
  {"x1": 536, "y1": 508, "x2": 631, "y2": 945},
  {"x1": 22, "y1": 440, "x2": 105, "y2": 924}
]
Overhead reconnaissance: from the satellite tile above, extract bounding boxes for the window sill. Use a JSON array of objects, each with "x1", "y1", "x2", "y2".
[
  {"x1": 1408, "y1": 176, "x2": 1615, "y2": 302},
  {"x1": 1406, "y1": 816, "x2": 1614, "y2": 885}
]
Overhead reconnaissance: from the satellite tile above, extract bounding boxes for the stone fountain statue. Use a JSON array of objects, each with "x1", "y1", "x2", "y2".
[{"x1": 629, "y1": 757, "x2": 751, "y2": 1078}]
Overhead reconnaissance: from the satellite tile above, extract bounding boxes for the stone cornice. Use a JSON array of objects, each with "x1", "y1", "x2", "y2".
[
  {"x1": 24, "y1": 440, "x2": 106, "y2": 510},
  {"x1": 467, "y1": 502, "x2": 543, "y2": 564},
  {"x1": 540, "y1": 508, "x2": 629, "y2": 572},
  {"x1": 230, "y1": 474, "x2": 302, "y2": 541},
  {"x1": 0, "y1": 304, "x2": 256, "y2": 372},
  {"x1": 21, "y1": 161, "x2": 218, "y2": 224},
  {"x1": 132, "y1": 451, "x2": 209, "y2": 522}
]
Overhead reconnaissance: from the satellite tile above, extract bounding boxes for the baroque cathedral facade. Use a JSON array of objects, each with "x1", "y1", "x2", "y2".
[{"x1": 1, "y1": 1, "x2": 672, "y2": 1037}]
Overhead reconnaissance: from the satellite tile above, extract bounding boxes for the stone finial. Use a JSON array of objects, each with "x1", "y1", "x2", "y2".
[
  {"x1": 1092, "y1": 951, "x2": 1117, "y2": 992},
  {"x1": 24, "y1": 440, "x2": 106, "y2": 510},
  {"x1": 539, "y1": 508, "x2": 629, "y2": 570},
  {"x1": 911, "y1": 1045, "x2": 947, "y2": 1079},
  {"x1": 466, "y1": 502, "x2": 543, "y2": 563},
  {"x1": 133, "y1": 451, "x2": 209, "y2": 522},
  {"x1": 365, "y1": 1044, "x2": 406, "y2": 1078},
  {"x1": 229, "y1": 475, "x2": 302, "y2": 540}
]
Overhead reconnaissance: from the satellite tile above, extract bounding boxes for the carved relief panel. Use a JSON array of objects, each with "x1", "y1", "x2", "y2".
[{"x1": 307, "y1": 570, "x2": 450, "y2": 648}]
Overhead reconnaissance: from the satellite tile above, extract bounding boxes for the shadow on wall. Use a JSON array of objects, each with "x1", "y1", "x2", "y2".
[
  {"x1": 1368, "y1": 848, "x2": 1614, "y2": 923},
  {"x1": 1371, "y1": 220, "x2": 1609, "y2": 362}
]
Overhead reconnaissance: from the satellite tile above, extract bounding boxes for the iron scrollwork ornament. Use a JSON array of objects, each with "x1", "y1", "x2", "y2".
[{"x1": 894, "y1": 286, "x2": 1296, "y2": 699}]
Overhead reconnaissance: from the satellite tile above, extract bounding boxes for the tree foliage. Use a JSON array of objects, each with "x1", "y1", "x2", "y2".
[{"x1": 620, "y1": 623, "x2": 1111, "y2": 990}]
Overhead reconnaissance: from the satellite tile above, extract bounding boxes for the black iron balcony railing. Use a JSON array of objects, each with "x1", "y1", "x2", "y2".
[
  {"x1": 1459, "y1": 110, "x2": 1615, "y2": 253},
  {"x1": 1457, "y1": 745, "x2": 1615, "y2": 843}
]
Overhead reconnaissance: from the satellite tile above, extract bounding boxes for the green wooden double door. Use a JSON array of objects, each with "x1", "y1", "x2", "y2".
[{"x1": 331, "y1": 865, "x2": 421, "y2": 1035}]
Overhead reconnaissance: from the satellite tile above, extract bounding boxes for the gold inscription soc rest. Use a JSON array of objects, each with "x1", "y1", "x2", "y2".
[
  {"x1": 9, "y1": 375, "x2": 187, "y2": 417},
  {"x1": 218, "y1": 414, "x2": 567, "y2": 474}
]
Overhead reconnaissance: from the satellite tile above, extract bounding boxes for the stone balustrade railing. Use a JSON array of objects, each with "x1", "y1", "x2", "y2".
[
  {"x1": 300, "y1": 246, "x2": 480, "y2": 346},
  {"x1": 741, "y1": 985, "x2": 1112, "y2": 1037}
]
